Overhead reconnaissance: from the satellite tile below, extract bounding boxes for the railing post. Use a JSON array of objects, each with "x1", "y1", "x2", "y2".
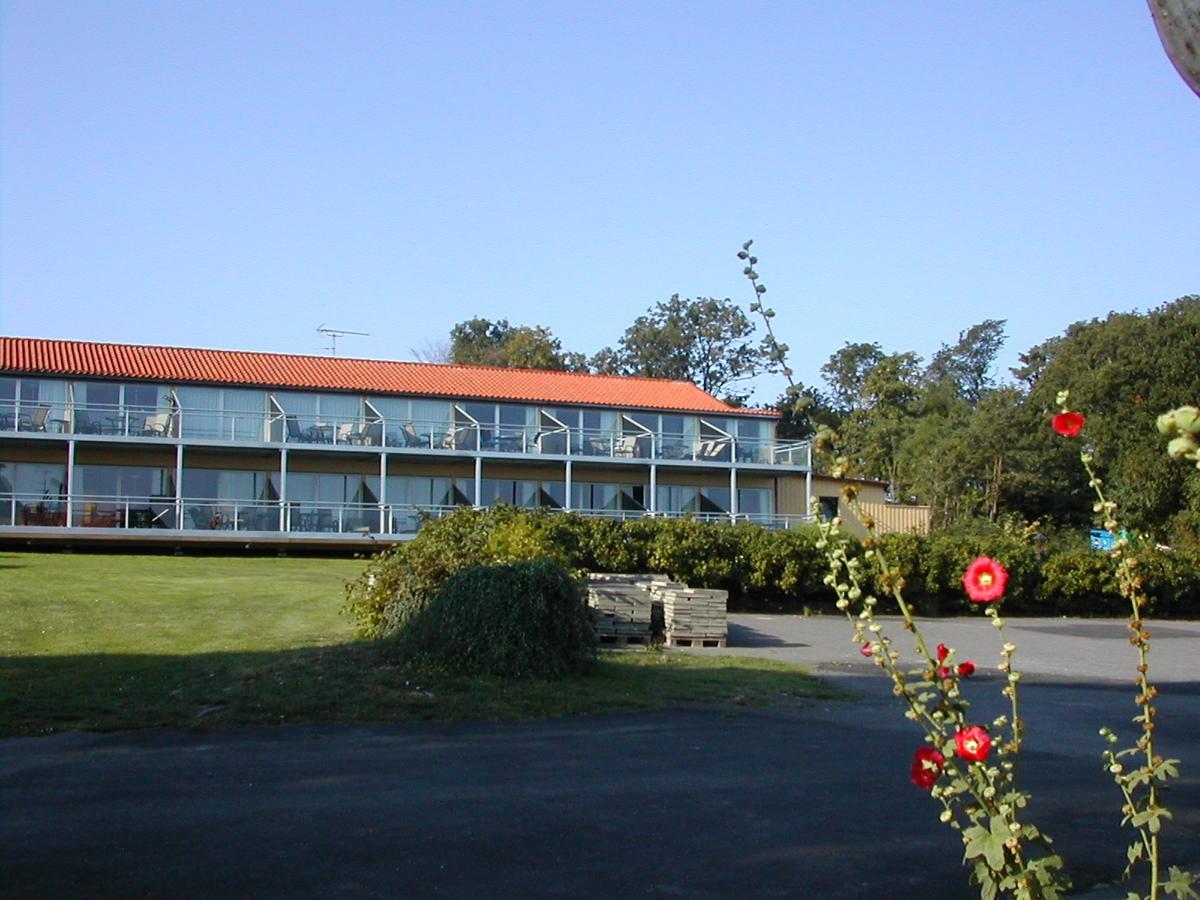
[{"x1": 65, "y1": 440, "x2": 76, "y2": 527}]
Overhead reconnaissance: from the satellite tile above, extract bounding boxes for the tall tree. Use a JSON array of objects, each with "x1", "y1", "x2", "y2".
[
  {"x1": 590, "y1": 295, "x2": 772, "y2": 403},
  {"x1": 820, "y1": 342, "x2": 886, "y2": 412},
  {"x1": 924, "y1": 319, "x2": 1007, "y2": 405},
  {"x1": 448, "y1": 318, "x2": 586, "y2": 371},
  {"x1": 1011, "y1": 296, "x2": 1200, "y2": 535}
]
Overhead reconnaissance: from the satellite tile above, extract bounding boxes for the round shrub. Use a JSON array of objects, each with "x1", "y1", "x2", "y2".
[{"x1": 390, "y1": 558, "x2": 596, "y2": 679}]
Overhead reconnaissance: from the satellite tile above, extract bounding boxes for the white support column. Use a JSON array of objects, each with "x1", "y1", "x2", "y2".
[
  {"x1": 279, "y1": 447, "x2": 289, "y2": 531},
  {"x1": 564, "y1": 459, "x2": 573, "y2": 511},
  {"x1": 175, "y1": 443, "x2": 184, "y2": 529},
  {"x1": 65, "y1": 440, "x2": 76, "y2": 527},
  {"x1": 805, "y1": 443, "x2": 813, "y2": 518},
  {"x1": 474, "y1": 456, "x2": 482, "y2": 507},
  {"x1": 649, "y1": 464, "x2": 657, "y2": 513},
  {"x1": 378, "y1": 451, "x2": 387, "y2": 533},
  {"x1": 730, "y1": 465, "x2": 738, "y2": 520}
]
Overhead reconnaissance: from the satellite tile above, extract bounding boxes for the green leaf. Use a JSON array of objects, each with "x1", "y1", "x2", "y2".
[{"x1": 1163, "y1": 865, "x2": 1199, "y2": 899}]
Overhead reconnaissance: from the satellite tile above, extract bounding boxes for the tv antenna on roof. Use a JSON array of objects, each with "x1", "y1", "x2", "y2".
[{"x1": 317, "y1": 325, "x2": 370, "y2": 357}]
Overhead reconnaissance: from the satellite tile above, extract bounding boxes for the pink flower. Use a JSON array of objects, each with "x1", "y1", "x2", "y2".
[
  {"x1": 954, "y1": 726, "x2": 992, "y2": 763},
  {"x1": 939, "y1": 666, "x2": 952, "y2": 679},
  {"x1": 963, "y1": 557, "x2": 1008, "y2": 603},
  {"x1": 1052, "y1": 412, "x2": 1085, "y2": 437},
  {"x1": 957, "y1": 661, "x2": 976, "y2": 678},
  {"x1": 860, "y1": 642, "x2": 873, "y2": 657},
  {"x1": 936, "y1": 643, "x2": 950, "y2": 662},
  {"x1": 910, "y1": 747, "x2": 945, "y2": 789}
]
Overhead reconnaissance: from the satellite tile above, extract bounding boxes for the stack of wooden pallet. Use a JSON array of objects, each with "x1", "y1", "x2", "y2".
[
  {"x1": 657, "y1": 587, "x2": 728, "y2": 647},
  {"x1": 586, "y1": 573, "x2": 674, "y2": 645},
  {"x1": 586, "y1": 574, "x2": 727, "y2": 648}
]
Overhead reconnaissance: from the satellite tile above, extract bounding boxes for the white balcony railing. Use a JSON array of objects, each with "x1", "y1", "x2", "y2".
[
  {"x1": 0, "y1": 492, "x2": 813, "y2": 535},
  {"x1": 1, "y1": 400, "x2": 811, "y2": 469}
]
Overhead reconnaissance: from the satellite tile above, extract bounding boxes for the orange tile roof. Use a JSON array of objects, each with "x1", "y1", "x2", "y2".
[{"x1": 0, "y1": 337, "x2": 777, "y2": 417}]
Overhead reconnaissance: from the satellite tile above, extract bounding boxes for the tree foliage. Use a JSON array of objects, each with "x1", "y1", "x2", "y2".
[
  {"x1": 589, "y1": 295, "x2": 773, "y2": 404},
  {"x1": 448, "y1": 317, "x2": 587, "y2": 371}
]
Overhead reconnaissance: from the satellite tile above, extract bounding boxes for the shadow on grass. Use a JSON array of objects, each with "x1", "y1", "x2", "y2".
[{"x1": 0, "y1": 644, "x2": 845, "y2": 737}]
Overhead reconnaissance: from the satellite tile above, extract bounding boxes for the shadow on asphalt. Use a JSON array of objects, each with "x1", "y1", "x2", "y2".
[{"x1": 727, "y1": 621, "x2": 809, "y2": 648}]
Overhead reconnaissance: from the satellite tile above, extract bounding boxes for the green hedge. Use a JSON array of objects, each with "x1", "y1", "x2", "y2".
[{"x1": 343, "y1": 507, "x2": 1200, "y2": 638}]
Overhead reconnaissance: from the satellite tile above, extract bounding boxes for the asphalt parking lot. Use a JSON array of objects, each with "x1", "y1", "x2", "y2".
[{"x1": 2, "y1": 615, "x2": 1198, "y2": 898}]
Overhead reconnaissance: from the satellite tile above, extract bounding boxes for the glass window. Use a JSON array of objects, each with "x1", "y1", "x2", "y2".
[
  {"x1": 699, "y1": 487, "x2": 731, "y2": 513},
  {"x1": 738, "y1": 488, "x2": 771, "y2": 515},
  {"x1": 177, "y1": 387, "x2": 266, "y2": 441},
  {"x1": 737, "y1": 418, "x2": 768, "y2": 441},
  {"x1": 0, "y1": 380, "x2": 15, "y2": 429},
  {"x1": 540, "y1": 482, "x2": 566, "y2": 508},
  {"x1": 17, "y1": 379, "x2": 69, "y2": 429},
  {"x1": 657, "y1": 485, "x2": 698, "y2": 513},
  {"x1": 78, "y1": 465, "x2": 175, "y2": 498},
  {"x1": 0, "y1": 461, "x2": 66, "y2": 497},
  {"x1": 620, "y1": 484, "x2": 647, "y2": 511}
]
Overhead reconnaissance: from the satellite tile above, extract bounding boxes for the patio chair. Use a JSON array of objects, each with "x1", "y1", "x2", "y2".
[
  {"x1": 698, "y1": 439, "x2": 732, "y2": 461},
  {"x1": 360, "y1": 421, "x2": 383, "y2": 446},
  {"x1": 141, "y1": 413, "x2": 171, "y2": 436},
  {"x1": 335, "y1": 423, "x2": 357, "y2": 444},
  {"x1": 285, "y1": 415, "x2": 311, "y2": 443},
  {"x1": 72, "y1": 410, "x2": 105, "y2": 434},
  {"x1": 19, "y1": 406, "x2": 50, "y2": 432},
  {"x1": 612, "y1": 435, "x2": 638, "y2": 458},
  {"x1": 402, "y1": 422, "x2": 424, "y2": 447}
]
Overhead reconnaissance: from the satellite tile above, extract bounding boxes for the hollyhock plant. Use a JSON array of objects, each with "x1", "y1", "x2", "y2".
[
  {"x1": 911, "y1": 747, "x2": 944, "y2": 790},
  {"x1": 745, "y1": 247, "x2": 1192, "y2": 897},
  {"x1": 962, "y1": 556, "x2": 1008, "y2": 603},
  {"x1": 1052, "y1": 411, "x2": 1085, "y2": 436},
  {"x1": 955, "y1": 726, "x2": 992, "y2": 763}
]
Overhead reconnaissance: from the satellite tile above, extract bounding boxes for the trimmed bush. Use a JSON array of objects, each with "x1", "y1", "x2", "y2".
[{"x1": 390, "y1": 558, "x2": 596, "y2": 679}]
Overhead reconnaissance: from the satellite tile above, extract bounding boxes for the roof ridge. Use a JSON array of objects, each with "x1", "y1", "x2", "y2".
[
  {"x1": 0, "y1": 336, "x2": 779, "y2": 417},
  {"x1": 0, "y1": 335, "x2": 702, "y2": 386}
]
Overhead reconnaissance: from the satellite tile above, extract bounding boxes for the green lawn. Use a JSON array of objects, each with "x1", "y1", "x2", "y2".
[{"x1": 0, "y1": 551, "x2": 840, "y2": 736}]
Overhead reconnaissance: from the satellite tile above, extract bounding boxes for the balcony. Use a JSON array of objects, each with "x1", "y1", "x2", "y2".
[
  {"x1": 1, "y1": 402, "x2": 811, "y2": 469},
  {"x1": 0, "y1": 492, "x2": 814, "y2": 538}
]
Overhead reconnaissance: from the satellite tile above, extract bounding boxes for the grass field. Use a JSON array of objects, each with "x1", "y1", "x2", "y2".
[{"x1": 0, "y1": 551, "x2": 840, "y2": 736}]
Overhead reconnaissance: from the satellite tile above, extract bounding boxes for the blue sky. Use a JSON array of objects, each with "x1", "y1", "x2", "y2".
[{"x1": 2, "y1": 1, "x2": 1197, "y2": 403}]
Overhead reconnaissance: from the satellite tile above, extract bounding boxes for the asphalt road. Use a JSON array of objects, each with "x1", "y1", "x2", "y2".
[{"x1": 2, "y1": 615, "x2": 1198, "y2": 898}]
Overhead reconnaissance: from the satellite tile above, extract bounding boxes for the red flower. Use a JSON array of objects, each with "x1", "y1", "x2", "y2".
[
  {"x1": 936, "y1": 643, "x2": 950, "y2": 662},
  {"x1": 938, "y1": 666, "x2": 952, "y2": 679},
  {"x1": 963, "y1": 557, "x2": 1008, "y2": 603},
  {"x1": 910, "y1": 747, "x2": 945, "y2": 789},
  {"x1": 1052, "y1": 412, "x2": 1085, "y2": 437},
  {"x1": 957, "y1": 660, "x2": 976, "y2": 678},
  {"x1": 955, "y1": 726, "x2": 992, "y2": 762},
  {"x1": 860, "y1": 642, "x2": 873, "y2": 657}
]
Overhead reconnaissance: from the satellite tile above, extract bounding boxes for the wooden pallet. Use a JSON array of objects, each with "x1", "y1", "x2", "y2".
[
  {"x1": 597, "y1": 633, "x2": 651, "y2": 646},
  {"x1": 665, "y1": 634, "x2": 727, "y2": 648}
]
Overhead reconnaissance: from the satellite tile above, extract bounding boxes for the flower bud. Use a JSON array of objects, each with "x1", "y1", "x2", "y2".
[
  {"x1": 1167, "y1": 434, "x2": 1198, "y2": 461},
  {"x1": 1174, "y1": 405, "x2": 1200, "y2": 434},
  {"x1": 939, "y1": 810, "x2": 953, "y2": 823}
]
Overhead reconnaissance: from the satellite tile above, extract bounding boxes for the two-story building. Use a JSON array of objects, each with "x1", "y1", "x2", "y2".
[{"x1": 1, "y1": 337, "x2": 829, "y2": 550}]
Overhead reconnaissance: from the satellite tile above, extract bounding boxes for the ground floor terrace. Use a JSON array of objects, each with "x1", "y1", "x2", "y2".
[{"x1": 0, "y1": 435, "x2": 818, "y2": 548}]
